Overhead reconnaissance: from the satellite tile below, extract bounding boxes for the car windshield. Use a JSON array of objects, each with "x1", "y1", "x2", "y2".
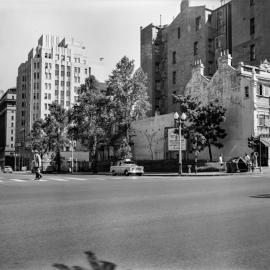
[{"x1": 123, "y1": 161, "x2": 135, "y2": 165}]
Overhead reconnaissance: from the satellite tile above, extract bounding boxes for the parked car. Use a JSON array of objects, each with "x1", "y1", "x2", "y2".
[
  {"x1": 3, "y1": 166, "x2": 13, "y2": 173},
  {"x1": 110, "y1": 159, "x2": 144, "y2": 176}
]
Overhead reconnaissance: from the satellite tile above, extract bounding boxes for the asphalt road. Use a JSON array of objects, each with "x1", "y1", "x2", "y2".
[{"x1": 1, "y1": 172, "x2": 270, "y2": 270}]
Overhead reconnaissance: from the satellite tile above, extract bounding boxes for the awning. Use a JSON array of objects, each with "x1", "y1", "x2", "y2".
[{"x1": 260, "y1": 137, "x2": 270, "y2": 147}]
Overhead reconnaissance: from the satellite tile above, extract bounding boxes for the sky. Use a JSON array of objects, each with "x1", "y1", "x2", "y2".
[{"x1": 0, "y1": 0, "x2": 221, "y2": 90}]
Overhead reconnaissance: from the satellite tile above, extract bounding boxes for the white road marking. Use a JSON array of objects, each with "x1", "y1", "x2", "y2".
[
  {"x1": 47, "y1": 177, "x2": 68, "y2": 181},
  {"x1": 10, "y1": 179, "x2": 27, "y2": 182},
  {"x1": 65, "y1": 177, "x2": 87, "y2": 181}
]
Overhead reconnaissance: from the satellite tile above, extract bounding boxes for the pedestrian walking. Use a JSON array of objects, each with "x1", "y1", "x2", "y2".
[
  {"x1": 219, "y1": 154, "x2": 223, "y2": 171},
  {"x1": 33, "y1": 149, "x2": 42, "y2": 180},
  {"x1": 244, "y1": 153, "x2": 251, "y2": 171}
]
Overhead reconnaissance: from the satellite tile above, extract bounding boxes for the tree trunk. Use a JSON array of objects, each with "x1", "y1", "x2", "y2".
[
  {"x1": 91, "y1": 136, "x2": 98, "y2": 174},
  {"x1": 56, "y1": 149, "x2": 61, "y2": 173},
  {"x1": 208, "y1": 142, "x2": 213, "y2": 162}
]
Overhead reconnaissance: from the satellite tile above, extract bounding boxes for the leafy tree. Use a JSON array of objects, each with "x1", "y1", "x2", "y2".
[
  {"x1": 29, "y1": 119, "x2": 47, "y2": 156},
  {"x1": 30, "y1": 102, "x2": 69, "y2": 172},
  {"x1": 107, "y1": 56, "x2": 151, "y2": 158},
  {"x1": 173, "y1": 95, "x2": 226, "y2": 161},
  {"x1": 69, "y1": 75, "x2": 112, "y2": 173},
  {"x1": 43, "y1": 102, "x2": 69, "y2": 172},
  {"x1": 193, "y1": 100, "x2": 227, "y2": 161}
]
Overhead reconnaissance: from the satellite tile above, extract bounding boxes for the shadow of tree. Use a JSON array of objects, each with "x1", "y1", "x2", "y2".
[
  {"x1": 250, "y1": 194, "x2": 270, "y2": 198},
  {"x1": 52, "y1": 251, "x2": 117, "y2": 270}
]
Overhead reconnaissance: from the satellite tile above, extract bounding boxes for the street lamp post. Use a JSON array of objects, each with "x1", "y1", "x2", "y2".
[{"x1": 174, "y1": 112, "x2": 187, "y2": 174}]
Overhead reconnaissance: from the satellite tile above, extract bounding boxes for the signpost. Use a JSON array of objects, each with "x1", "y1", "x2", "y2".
[{"x1": 168, "y1": 128, "x2": 186, "y2": 151}]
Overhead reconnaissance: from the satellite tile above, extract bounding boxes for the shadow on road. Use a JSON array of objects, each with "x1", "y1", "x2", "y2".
[
  {"x1": 250, "y1": 194, "x2": 270, "y2": 199},
  {"x1": 52, "y1": 250, "x2": 118, "y2": 270}
]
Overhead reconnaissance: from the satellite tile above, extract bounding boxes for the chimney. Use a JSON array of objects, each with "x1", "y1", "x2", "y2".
[
  {"x1": 218, "y1": 50, "x2": 232, "y2": 68},
  {"x1": 193, "y1": 59, "x2": 205, "y2": 76}
]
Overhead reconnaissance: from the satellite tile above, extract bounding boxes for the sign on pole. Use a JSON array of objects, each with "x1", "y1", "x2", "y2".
[{"x1": 168, "y1": 128, "x2": 186, "y2": 151}]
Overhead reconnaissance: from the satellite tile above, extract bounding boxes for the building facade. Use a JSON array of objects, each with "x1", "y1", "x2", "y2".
[
  {"x1": 15, "y1": 34, "x2": 90, "y2": 162},
  {"x1": 0, "y1": 88, "x2": 16, "y2": 168},
  {"x1": 185, "y1": 52, "x2": 270, "y2": 165},
  {"x1": 141, "y1": 0, "x2": 270, "y2": 116},
  {"x1": 133, "y1": 53, "x2": 270, "y2": 166}
]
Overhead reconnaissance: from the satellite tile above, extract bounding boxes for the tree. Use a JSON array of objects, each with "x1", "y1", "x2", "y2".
[
  {"x1": 42, "y1": 102, "x2": 69, "y2": 172},
  {"x1": 29, "y1": 119, "x2": 47, "y2": 156},
  {"x1": 172, "y1": 95, "x2": 227, "y2": 161},
  {"x1": 194, "y1": 100, "x2": 227, "y2": 161},
  {"x1": 139, "y1": 129, "x2": 158, "y2": 160},
  {"x1": 31, "y1": 102, "x2": 69, "y2": 172},
  {"x1": 69, "y1": 75, "x2": 112, "y2": 173},
  {"x1": 107, "y1": 56, "x2": 151, "y2": 158}
]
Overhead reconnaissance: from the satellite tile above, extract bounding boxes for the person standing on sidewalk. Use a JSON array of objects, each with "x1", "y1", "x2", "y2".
[
  {"x1": 33, "y1": 149, "x2": 42, "y2": 180},
  {"x1": 219, "y1": 154, "x2": 223, "y2": 171}
]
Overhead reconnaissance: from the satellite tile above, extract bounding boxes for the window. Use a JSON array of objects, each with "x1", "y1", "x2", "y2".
[
  {"x1": 78, "y1": 67, "x2": 80, "y2": 73},
  {"x1": 11, "y1": 144, "x2": 13, "y2": 148},
  {"x1": 11, "y1": 137, "x2": 13, "y2": 141},
  {"x1": 37, "y1": 62, "x2": 40, "y2": 69},
  {"x1": 194, "y1": 41, "x2": 198, "y2": 55},
  {"x1": 11, "y1": 116, "x2": 14, "y2": 120},
  {"x1": 34, "y1": 63, "x2": 36, "y2": 69},
  {"x1": 74, "y1": 67, "x2": 77, "y2": 73},
  {"x1": 250, "y1": 44, "x2": 256, "y2": 61},
  {"x1": 61, "y1": 65, "x2": 65, "y2": 71},
  {"x1": 196, "y1": 16, "x2": 201, "y2": 31},
  {"x1": 66, "y1": 91, "x2": 70, "y2": 96},
  {"x1": 67, "y1": 72, "x2": 70, "y2": 77},
  {"x1": 55, "y1": 80, "x2": 59, "y2": 86},
  {"x1": 55, "y1": 64, "x2": 59, "y2": 70},
  {"x1": 66, "y1": 101, "x2": 70, "y2": 107},
  {"x1": 67, "y1": 56, "x2": 71, "y2": 62},
  {"x1": 45, "y1": 103, "x2": 48, "y2": 110},
  {"x1": 257, "y1": 84, "x2": 263, "y2": 96},
  {"x1": 61, "y1": 55, "x2": 65, "y2": 61},
  {"x1": 55, "y1": 70, "x2": 59, "y2": 76},
  {"x1": 11, "y1": 130, "x2": 14, "y2": 134},
  {"x1": 44, "y1": 93, "x2": 48, "y2": 99},
  {"x1": 250, "y1": 18, "x2": 255, "y2": 35},
  {"x1": 61, "y1": 91, "x2": 64, "y2": 98},
  {"x1": 172, "y1": 51, "x2": 176, "y2": 64},
  {"x1": 61, "y1": 81, "x2": 64, "y2": 86},
  {"x1": 67, "y1": 81, "x2": 70, "y2": 87},
  {"x1": 172, "y1": 71, "x2": 176, "y2": 84},
  {"x1": 177, "y1": 27, "x2": 181, "y2": 39},
  {"x1": 48, "y1": 93, "x2": 51, "y2": 100},
  {"x1": 11, "y1": 123, "x2": 14, "y2": 127},
  {"x1": 245, "y1": 86, "x2": 249, "y2": 98},
  {"x1": 258, "y1": 115, "x2": 265, "y2": 126},
  {"x1": 67, "y1": 66, "x2": 71, "y2": 71},
  {"x1": 55, "y1": 90, "x2": 59, "y2": 96},
  {"x1": 250, "y1": 0, "x2": 254, "y2": 6},
  {"x1": 61, "y1": 71, "x2": 65, "y2": 76},
  {"x1": 85, "y1": 69, "x2": 88, "y2": 75}
]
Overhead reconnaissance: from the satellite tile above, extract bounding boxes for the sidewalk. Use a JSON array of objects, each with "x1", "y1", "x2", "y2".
[{"x1": 10, "y1": 167, "x2": 268, "y2": 176}]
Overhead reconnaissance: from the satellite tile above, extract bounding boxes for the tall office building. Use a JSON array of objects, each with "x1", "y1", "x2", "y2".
[
  {"x1": 141, "y1": 0, "x2": 270, "y2": 115},
  {"x1": 15, "y1": 34, "x2": 90, "y2": 161},
  {"x1": 0, "y1": 88, "x2": 16, "y2": 168}
]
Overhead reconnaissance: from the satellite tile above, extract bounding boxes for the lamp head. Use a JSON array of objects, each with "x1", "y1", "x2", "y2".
[
  {"x1": 181, "y1": 112, "x2": 187, "y2": 121},
  {"x1": 174, "y1": 112, "x2": 179, "y2": 120}
]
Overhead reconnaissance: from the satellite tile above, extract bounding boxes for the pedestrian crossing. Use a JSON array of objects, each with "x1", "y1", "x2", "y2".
[{"x1": 0, "y1": 175, "x2": 106, "y2": 184}]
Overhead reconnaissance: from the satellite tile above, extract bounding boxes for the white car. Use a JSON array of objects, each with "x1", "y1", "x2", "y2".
[
  {"x1": 3, "y1": 166, "x2": 13, "y2": 173},
  {"x1": 110, "y1": 159, "x2": 144, "y2": 176}
]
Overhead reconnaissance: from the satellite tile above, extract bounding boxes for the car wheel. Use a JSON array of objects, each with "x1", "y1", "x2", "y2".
[
  {"x1": 112, "y1": 171, "x2": 116, "y2": 176},
  {"x1": 137, "y1": 173, "x2": 142, "y2": 176},
  {"x1": 124, "y1": 170, "x2": 129, "y2": 176}
]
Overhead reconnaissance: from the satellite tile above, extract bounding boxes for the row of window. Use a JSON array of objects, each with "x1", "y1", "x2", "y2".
[
  {"x1": 33, "y1": 62, "x2": 40, "y2": 69},
  {"x1": 176, "y1": 16, "x2": 201, "y2": 39},
  {"x1": 33, "y1": 72, "x2": 40, "y2": 80}
]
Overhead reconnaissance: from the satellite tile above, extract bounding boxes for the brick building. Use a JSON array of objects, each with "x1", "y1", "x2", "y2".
[
  {"x1": 141, "y1": 0, "x2": 270, "y2": 116},
  {"x1": 0, "y1": 88, "x2": 16, "y2": 169}
]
